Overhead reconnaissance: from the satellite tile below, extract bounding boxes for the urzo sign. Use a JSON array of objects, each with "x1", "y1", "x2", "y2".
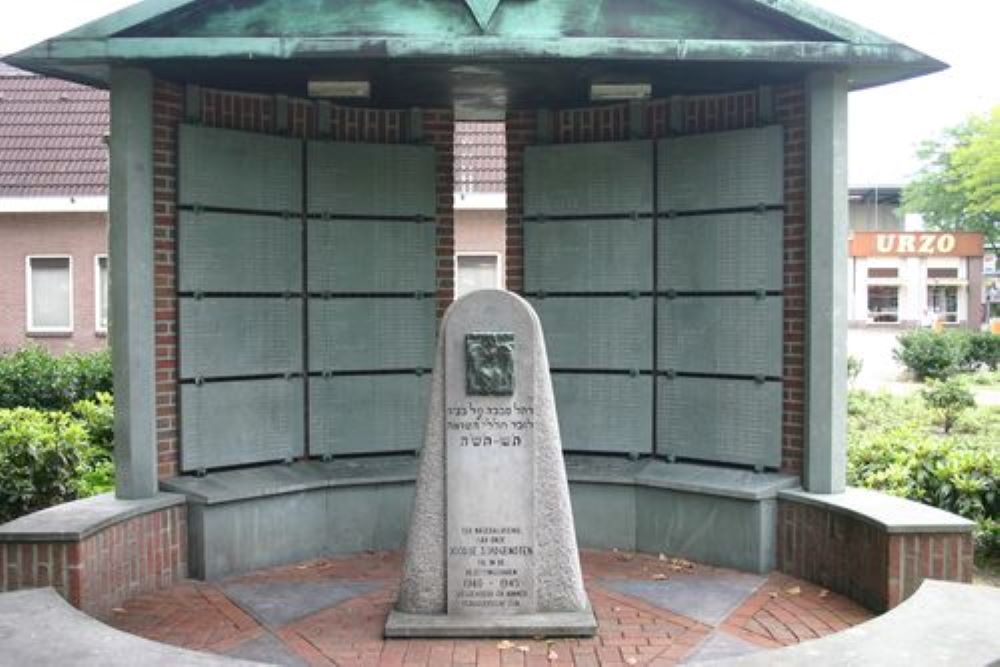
[{"x1": 850, "y1": 232, "x2": 984, "y2": 258}]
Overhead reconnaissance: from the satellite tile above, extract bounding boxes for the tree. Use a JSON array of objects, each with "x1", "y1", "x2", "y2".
[{"x1": 903, "y1": 107, "x2": 1000, "y2": 257}]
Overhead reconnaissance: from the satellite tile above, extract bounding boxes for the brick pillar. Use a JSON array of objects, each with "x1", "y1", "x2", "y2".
[
  {"x1": 504, "y1": 111, "x2": 537, "y2": 294},
  {"x1": 775, "y1": 83, "x2": 807, "y2": 477},
  {"x1": 152, "y1": 81, "x2": 182, "y2": 480},
  {"x1": 424, "y1": 111, "x2": 456, "y2": 318}
]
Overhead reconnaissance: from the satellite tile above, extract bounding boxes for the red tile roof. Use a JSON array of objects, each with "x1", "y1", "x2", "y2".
[
  {"x1": 0, "y1": 64, "x2": 109, "y2": 198},
  {"x1": 454, "y1": 121, "x2": 505, "y2": 194}
]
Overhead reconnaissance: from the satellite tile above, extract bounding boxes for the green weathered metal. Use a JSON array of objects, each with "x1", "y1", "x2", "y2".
[
  {"x1": 5, "y1": 0, "x2": 945, "y2": 99},
  {"x1": 464, "y1": 0, "x2": 502, "y2": 31}
]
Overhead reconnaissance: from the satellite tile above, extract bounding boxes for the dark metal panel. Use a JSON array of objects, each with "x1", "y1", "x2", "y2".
[
  {"x1": 309, "y1": 299, "x2": 435, "y2": 372},
  {"x1": 657, "y1": 376, "x2": 781, "y2": 468},
  {"x1": 531, "y1": 297, "x2": 653, "y2": 370},
  {"x1": 178, "y1": 124, "x2": 303, "y2": 212},
  {"x1": 179, "y1": 211, "x2": 301, "y2": 293},
  {"x1": 180, "y1": 378, "x2": 305, "y2": 472},
  {"x1": 658, "y1": 126, "x2": 783, "y2": 211},
  {"x1": 524, "y1": 219, "x2": 653, "y2": 292},
  {"x1": 309, "y1": 375, "x2": 430, "y2": 456},
  {"x1": 307, "y1": 219, "x2": 436, "y2": 293},
  {"x1": 180, "y1": 298, "x2": 303, "y2": 379},
  {"x1": 658, "y1": 211, "x2": 783, "y2": 291},
  {"x1": 552, "y1": 374, "x2": 653, "y2": 454},
  {"x1": 658, "y1": 297, "x2": 782, "y2": 376},
  {"x1": 307, "y1": 142, "x2": 436, "y2": 217},
  {"x1": 524, "y1": 141, "x2": 653, "y2": 217}
]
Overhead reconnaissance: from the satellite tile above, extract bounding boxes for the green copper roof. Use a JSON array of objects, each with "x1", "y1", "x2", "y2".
[
  {"x1": 5, "y1": 0, "x2": 945, "y2": 106},
  {"x1": 464, "y1": 0, "x2": 502, "y2": 31}
]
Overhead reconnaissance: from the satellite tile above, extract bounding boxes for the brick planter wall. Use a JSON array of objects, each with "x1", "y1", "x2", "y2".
[
  {"x1": 777, "y1": 497, "x2": 974, "y2": 612},
  {"x1": 0, "y1": 501, "x2": 187, "y2": 618}
]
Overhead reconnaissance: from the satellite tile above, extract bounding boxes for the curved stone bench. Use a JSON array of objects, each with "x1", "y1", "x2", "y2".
[
  {"x1": 705, "y1": 580, "x2": 1000, "y2": 666},
  {"x1": 0, "y1": 588, "x2": 258, "y2": 666},
  {"x1": 161, "y1": 454, "x2": 799, "y2": 579}
]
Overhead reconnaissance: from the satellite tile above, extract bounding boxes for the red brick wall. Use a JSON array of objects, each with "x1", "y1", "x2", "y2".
[
  {"x1": 153, "y1": 81, "x2": 183, "y2": 479},
  {"x1": 0, "y1": 504, "x2": 187, "y2": 618},
  {"x1": 151, "y1": 83, "x2": 453, "y2": 477},
  {"x1": 774, "y1": 84, "x2": 807, "y2": 475},
  {"x1": 0, "y1": 211, "x2": 109, "y2": 354},
  {"x1": 503, "y1": 111, "x2": 536, "y2": 294},
  {"x1": 504, "y1": 88, "x2": 806, "y2": 475},
  {"x1": 777, "y1": 499, "x2": 974, "y2": 612},
  {"x1": 424, "y1": 111, "x2": 456, "y2": 317}
]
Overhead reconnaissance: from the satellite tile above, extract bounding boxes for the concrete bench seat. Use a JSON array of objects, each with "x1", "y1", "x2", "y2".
[
  {"x1": 162, "y1": 454, "x2": 799, "y2": 579},
  {"x1": 709, "y1": 580, "x2": 1000, "y2": 666},
  {"x1": 0, "y1": 588, "x2": 255, "y2": 666}
]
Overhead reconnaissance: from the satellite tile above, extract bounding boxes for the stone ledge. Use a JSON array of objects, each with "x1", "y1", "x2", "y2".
[
  {"x1": 165, "y1": 455, "x2": 799, "y2": 507},
  {"x1": 635, "y1": 460, "x2": 798, "y2": 501},
  {"x1": 779, "y1": 487, "x2": 976, "y2": 534},
  {"x1": 705, "y1": 581, "x2": 1000, "y2": 666},
  {"x1": 384, "y1": 608, "x2": 598, "y2": 639},
  {"x1": 0, "y1": 588, "x2": 258, "y2": 667},
  {"x1": 161, "y1": 455, "x2": 419, "y2": 505},
  {"x1": 0, "y1": 492, "x2": 186, "y2": 543}
]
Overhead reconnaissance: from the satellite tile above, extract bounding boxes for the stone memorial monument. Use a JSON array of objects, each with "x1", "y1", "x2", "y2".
[{"x1": 385, "y1": 290, "x2": 597, "y2": 637}]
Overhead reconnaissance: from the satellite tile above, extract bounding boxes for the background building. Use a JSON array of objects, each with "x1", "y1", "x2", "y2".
[
  {"x1": 0, "y1": 63, "x2": 109, "y2": 352},
  {"x1": 453, "y1": 122, "x2": 506, "y2": 299},
  {"x1": 847, "y1": 185, "x2": 985, "y2": 328}
]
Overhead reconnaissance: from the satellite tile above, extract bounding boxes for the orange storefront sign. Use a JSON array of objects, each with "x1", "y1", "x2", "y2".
[{"x1": 849, "y1": 232, "x2": 983, "y2": 258}]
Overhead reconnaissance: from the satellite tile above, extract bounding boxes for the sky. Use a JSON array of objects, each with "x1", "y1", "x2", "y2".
[{"x1": 1, "y1": 0, "x2": 997, "y2": 187}]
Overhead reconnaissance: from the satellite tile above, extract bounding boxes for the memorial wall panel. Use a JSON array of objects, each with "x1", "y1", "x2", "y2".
[{"x1": 181, "y1": 378, "x2": 305, "y2": 471}]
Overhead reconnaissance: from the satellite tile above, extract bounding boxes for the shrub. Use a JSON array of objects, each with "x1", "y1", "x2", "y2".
[
  {"x1": 965, "y1": 332, "x2": 1000, "y2": 371},
  {"x1": 894, "y1": 329, "x2": 970, "y2": 380},
  {"x1": 848, "y1": 389, "x2": 1000, "y2": 558},
  {"x1": 847, "y1": 355, "x2": 864, "y2": 384},
  {"x1": 72, "y1": 392, "x2": 115, "y2": 454},
  {"x1": 921, "y1": 378, "x2": 976, "y2": 434},
  {"x1": 0, "y1": 408, "x2": 89, "y2": 523},
  {"x1": 0, "y1": 346, "x2": 112, "y2": 411}
]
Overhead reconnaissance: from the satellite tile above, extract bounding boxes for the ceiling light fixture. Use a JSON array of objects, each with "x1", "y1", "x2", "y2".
[
  {"x1": 590, "y1": 83, "x2": 652, "y2": 101},
  {"x1": 308, "y1": 80, "x2": 371, "y2": 99}
]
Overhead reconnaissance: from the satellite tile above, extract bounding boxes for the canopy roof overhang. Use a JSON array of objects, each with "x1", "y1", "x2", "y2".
[{"x1": 5, "y1": 0, "x2": 946, "y2": 114}]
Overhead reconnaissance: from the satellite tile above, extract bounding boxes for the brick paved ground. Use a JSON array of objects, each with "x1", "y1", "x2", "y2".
[{"x1": 106, "y1": 550, "x2": 873, "y2": 666}]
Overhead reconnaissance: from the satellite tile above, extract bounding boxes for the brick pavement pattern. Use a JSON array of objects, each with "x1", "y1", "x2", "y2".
[{"x1": 107, "y1": 550, "x2": 872, "y2": 666}]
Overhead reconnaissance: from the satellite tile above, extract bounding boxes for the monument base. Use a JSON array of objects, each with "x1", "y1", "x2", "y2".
[{"x1": 384, "y1": 608, "x2": 598, "y2": 639}]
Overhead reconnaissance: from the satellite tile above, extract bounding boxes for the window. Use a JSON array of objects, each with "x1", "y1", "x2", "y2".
[
  {"x1": 95, "y1": 255, "x2": 109, "y2": 333},
  {"x1": 868, "y1": 267, "x2": 898, "y2": 279},
  {"x1": 867, "y1": 286, "x2": 899, "y2": 323},
  {"x1": 928, "y1": 268, "x2": 959, "y2": 279},
  {"x1": 928, "y1": 286, "x2": 959, "y2": 323},
  {"x1": 26, "y1": 256, "x2": 73, "y2": 333},
  {"x1": 455, "y1": 254, "x2": 501, "y2": 299}
]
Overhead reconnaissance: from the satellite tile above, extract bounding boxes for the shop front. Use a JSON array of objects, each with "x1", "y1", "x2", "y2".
[{"x1": 849, "y1": 231, "x2": 985, "y2": 328}]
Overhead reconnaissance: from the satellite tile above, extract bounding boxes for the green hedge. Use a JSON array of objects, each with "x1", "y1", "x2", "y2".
[
  {"x1": 0, "y1": 395, "x2": 115, "y2": 524},
  {"x1": 0, "y1": 346, "x2": 112, "y2": 411},
  {"x1": 848, "y1": 390, "x2": 999, "y2": 556},
  {"x1": 894, "y1": 329, "x2": 1000, "y2": 380}
]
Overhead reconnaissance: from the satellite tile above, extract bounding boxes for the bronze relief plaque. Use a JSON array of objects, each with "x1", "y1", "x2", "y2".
[{"x1": 465, "y1": 333, "x2": 515, "y2": 396}]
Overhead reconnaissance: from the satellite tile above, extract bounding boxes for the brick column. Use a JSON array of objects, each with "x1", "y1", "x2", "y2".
[{"x1": 504, "y1": 111, "x2": 537, "y2": 294}]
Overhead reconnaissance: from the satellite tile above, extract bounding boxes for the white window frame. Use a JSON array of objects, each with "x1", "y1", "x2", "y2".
[
  {"x1": 25, "y1": 254, "x2": 74, "y2": 334},
  {"x1": 95, "y1": 254, "x2": 109, "y2": 334},
  {"x1": 454, "y1": 252, "x2": 504, "y2": 299}
]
